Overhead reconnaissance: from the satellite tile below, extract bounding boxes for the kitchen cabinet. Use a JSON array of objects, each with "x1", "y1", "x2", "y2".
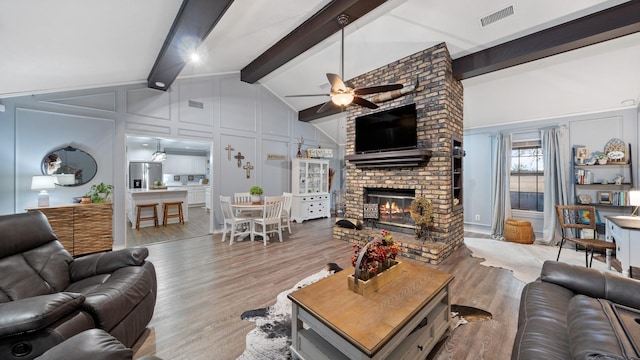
[
  {"x1": 168, "y1": 185, "x2": 206, "y2": 206},
  {"x1": 164, "y1": 155, "x2": 207, "y2": 174},
  {"x1": 291, "y1": 158, "x2": 330, "y2": 222},
  {"x1": 205, "y1": 187, "x2": 211, "y2": 211}
]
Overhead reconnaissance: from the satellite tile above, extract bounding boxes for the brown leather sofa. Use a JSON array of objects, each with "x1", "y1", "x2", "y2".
[
  {"x1": 35, "y1": 329, "x2": 163, "y2": 360},
  {"x1": 512, "y1": 260, "x2": 640, "y2": 359},
  {"x1": 0, "y1": 211, "x2": 157, "y2": 360}
]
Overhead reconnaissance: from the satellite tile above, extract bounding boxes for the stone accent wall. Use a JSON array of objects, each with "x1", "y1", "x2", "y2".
[{"x1": 334, "y1": 43, "x2": 464, "y2": 265}]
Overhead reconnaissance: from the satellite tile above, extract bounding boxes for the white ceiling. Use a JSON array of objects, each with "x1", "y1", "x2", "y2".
[{"x1": 2, "y1": 0, "x2": 639, "y2": 135}]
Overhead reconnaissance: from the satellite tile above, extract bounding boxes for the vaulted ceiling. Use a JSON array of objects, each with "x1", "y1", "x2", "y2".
[{"x1": 2, "y1": 0, "x2": 639, "y2": 133}]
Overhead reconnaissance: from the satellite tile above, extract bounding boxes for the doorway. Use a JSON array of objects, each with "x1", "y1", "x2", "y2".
[{"x1": 125, "y1": 135, "x2": 214, "y2": 247}]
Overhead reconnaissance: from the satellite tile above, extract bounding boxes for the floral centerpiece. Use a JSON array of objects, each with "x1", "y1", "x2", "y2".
[{"x1": 351, "y1": 230, "x2": 400, "y2": 281}]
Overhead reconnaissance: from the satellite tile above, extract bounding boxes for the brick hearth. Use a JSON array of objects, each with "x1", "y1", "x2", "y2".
[{"x1": 334, "y1": 43, "x2": 464, "y2": 265}]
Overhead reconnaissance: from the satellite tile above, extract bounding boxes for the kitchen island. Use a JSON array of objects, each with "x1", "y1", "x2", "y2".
[{"x1": 127, "y1": 189, "x2": 189, "y2": 228}]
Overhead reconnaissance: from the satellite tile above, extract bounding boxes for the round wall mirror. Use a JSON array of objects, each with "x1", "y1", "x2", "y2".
[{"x1": 41, "y1": 146, "x2": 97, "y2": 186}]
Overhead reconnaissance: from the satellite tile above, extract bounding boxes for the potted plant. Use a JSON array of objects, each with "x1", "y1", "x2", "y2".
[
  {"x1": 249, "y1": 186, "x2": 263, "y2": 203},
  {"x1": 88, "y1": 182, "x2": 114, "y2": 203},
  {"x1": 595, "y1": 154, "x2": 608, "y2": 165}
]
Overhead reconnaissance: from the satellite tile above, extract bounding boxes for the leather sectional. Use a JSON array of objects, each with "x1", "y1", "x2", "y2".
[
  {"x1": 0, "y1": 211, "x2": 157, "y2": 360},
  {"x1": 512, "y1": 260, "x2": 640, "y2": 359}
]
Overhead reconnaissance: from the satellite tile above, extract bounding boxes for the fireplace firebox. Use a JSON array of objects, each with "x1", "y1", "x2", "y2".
[{"x1": 364, "y1": 188, "x2": 415, "y2": 233}]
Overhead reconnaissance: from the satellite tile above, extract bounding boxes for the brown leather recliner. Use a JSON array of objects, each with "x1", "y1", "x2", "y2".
[{"x1": 0, "y1": 211, "x2": 157, "y2": 360}]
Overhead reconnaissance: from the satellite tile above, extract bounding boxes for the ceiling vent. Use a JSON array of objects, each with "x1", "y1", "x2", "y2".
[{"x1": 481, "y1": 5, "x2": 514, "y2": 27}]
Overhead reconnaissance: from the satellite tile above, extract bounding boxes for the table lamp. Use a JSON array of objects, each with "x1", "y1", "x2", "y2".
[
  {"x1": 31, "y1": 175, "x2": 56, "y2": 207},
  {"x1": 629, "y1": 190, "x2": 640, "y2": 216}
]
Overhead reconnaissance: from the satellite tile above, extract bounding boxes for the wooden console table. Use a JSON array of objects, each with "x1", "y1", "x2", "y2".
[
  {"x1": 27, "y1": 202, "x2": 113, "y2": 256},
  {"x1": 288, "y1": 261, "x2": 453, "y2": 360}
]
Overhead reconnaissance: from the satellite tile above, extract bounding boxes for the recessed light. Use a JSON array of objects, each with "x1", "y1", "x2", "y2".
[
  {"x1": 621, "y1": 99, "x2": 636, "y2": 106},
  {"x1": 142, "y1": 143, "x2": 149, "y2": 147},
  {"x1": 155, "y1": 81, "x2": 165, "y2": 88}
]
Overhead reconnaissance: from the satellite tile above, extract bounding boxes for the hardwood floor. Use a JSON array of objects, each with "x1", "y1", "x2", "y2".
[
  {"x1": 131, "y1": 218, "x2": 524, "y2": 360},
  {"x1": 126, "y1": 206, "x2": 211, "y2": 247}
]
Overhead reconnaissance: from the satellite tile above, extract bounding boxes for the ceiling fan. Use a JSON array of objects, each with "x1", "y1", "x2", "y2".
[{"x1": 286, "y1": 14, "x2": 404, "y2": 113}]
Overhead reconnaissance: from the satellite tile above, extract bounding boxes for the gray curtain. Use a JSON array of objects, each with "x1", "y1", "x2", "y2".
[
  {"x1": 541, "y1": 127, "x2": 568, "y2": 244},
  {"x1": 491, "y1": 133, "x2": 512, "y2": 239}
]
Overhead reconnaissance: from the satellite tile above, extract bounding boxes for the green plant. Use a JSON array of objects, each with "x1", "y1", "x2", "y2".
[
  {"x1": 249, "y1": 186, "x2": 263, "y2": 195},
  {"x1": 88, "y1": 182, "x2": 114, "y2": 203},
  {"x1": 154, "y1": 178, "x2": 163, "y2": 186}
]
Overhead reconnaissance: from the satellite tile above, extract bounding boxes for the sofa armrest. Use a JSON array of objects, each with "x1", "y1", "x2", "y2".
[
  {"x1": 69, "y1": 247, "x2": 149, "y2": 281},
  {"x1": 540, "y1": 260, "x2": 640, "y2": 309},
  {"x1": 0, "y1": 292, "x2": 84, "y2": 338},
  {"x1": 35, "y1": 328, "x2": 133, "y2": 360}
]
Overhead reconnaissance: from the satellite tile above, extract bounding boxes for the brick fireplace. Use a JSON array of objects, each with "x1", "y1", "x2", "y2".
[{"x1": 333, "y1": 43, "x2": 464, "y2": 265}]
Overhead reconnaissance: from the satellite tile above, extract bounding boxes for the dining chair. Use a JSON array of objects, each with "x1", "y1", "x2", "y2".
[
  {"x1": 555, "y1": 205, "x2": 615, "y2": 267},
  {"x1": 233, "y1": 192, "x2": 255, "y2": 217},
  {"x1": 281, "y1": 192, "x2": 293, "y2": 234},
  {"x1": 253, "y1": 195, "x2": 283, "y2": 245},
  {"x1": 220, "y1": 196, "x2": 253, "y2": 245}
]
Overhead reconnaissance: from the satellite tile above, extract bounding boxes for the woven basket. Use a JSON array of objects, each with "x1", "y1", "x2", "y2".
[{"x1": 504, "y1": 219, "x2": 534, "y2": 244}]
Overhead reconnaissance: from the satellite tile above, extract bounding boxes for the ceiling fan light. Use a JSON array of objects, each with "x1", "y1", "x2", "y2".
[{"x1": 332, "y1": 93, "x2": 354, "y2": 106}]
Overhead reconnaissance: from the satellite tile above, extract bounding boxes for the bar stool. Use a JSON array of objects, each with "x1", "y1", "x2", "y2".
[
  {"x1": 136, "y1": 203, "x2": 159, "y2": 230},
  {"x1": 163, "y1": 201, "x2": 184, "y2": 226}
]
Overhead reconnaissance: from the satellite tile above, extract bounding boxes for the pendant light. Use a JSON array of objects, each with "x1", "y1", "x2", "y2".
[{"x1": 151, "y1": 139, "x2": 166, "y2": 162}]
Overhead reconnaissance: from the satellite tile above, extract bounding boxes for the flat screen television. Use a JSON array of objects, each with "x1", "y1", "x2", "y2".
[{"x1": 355, "y1": 103, "x2": 417, "y2": 154}]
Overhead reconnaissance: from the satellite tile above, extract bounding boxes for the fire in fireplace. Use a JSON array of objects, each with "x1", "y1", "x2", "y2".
[{"x1": 364, "y1": 188, "x2": 415, "y2": 233}]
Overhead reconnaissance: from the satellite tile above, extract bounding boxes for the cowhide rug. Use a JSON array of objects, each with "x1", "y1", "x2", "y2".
[
  {"x1": 237, "y1": 263, "x2": 491, "y2": 360},
  {"x1": 237, "y1": 266, "x2": 336, "y2": 360}
]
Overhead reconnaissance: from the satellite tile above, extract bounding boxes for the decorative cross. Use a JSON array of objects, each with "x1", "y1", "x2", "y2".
[
  {"x1": 224, "y1": 144, "x2": 235, "y2": 161},
  {"x1": 234, "y1": 152, "x2": 245, "y2": 168},
  {"x1": 242, "y1": 162, "x2": 254, "y2": 178}
]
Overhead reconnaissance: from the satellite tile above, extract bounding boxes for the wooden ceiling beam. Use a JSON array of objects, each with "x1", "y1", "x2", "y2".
[
  {"x1": 147, "y1": 0, "x2": 234, "y2": 91},
  {"x1": 300, "y1": 1, "x2": 640, "y2": 121},
  {"x1": 452, "y1": 1, "x2": 640, "y2": 80},
  {"x1": 240, "y1": 0, "x2": 388, "y2": 84}
]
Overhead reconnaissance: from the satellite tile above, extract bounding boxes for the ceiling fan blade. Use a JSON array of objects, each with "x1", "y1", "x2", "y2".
[
  {"x1": 353, "y1": 96, "x2": 379, "y2": 109},
  {"x1": 285, "y1": 94, "x2": 329, "y2": 97},
  {"x1": 327, "y1": 73, "x2": 346, "y2": 92},
  {"x1": 354, "y1": 84, "x2": 403, "y2": 95},
  {"x1": 316, "y1": 100, "x2": 338, "y2": 113}
]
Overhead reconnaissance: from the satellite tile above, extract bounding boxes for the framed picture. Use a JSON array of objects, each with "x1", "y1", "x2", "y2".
[
  {"x1": 597, "y1": 191, "x2": 612, "y2": 205},
  {"x1": 575, "y1": 147, "x2": 589, "y2": 159}
]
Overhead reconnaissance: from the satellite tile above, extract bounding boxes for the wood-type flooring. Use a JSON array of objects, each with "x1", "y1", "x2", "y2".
[{"x1": 131, "y1": 218, "x2": 524, "y2": 360}]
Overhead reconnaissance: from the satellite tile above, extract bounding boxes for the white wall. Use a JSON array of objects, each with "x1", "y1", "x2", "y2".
[
  {"x1": 0, "y1": 73, "x2": 338, "y2": 248},
  {"x1": 463, "y1": 107, "x2": 639, "y2": 237}
]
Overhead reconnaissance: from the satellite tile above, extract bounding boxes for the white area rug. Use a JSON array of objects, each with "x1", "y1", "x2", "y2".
[
  {"x1": 237, "y1": 269, "x2": 332, "y2": 360},
  {"x1": 465, "y1": 237, "x2": 617, "y2": 283}
]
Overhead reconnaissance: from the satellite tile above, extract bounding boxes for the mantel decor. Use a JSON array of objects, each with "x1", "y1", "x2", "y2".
[{"x1": 347, "y1": 230, "x2": 401, "y2": 296}]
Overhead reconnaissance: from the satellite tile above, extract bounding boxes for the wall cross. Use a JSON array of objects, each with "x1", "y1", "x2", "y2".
[
  {"x1": 242, "y1": 162, "x2": 254, "y2": 178},
  {"x1": 234, "y1": 152, "x2": 245, "y2": 168},
  {"x1": 224, "y1": 144, "x2": 235, "y2": 161}
]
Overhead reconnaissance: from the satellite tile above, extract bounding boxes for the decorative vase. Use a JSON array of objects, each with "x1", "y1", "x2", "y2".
[
  {"x1": 296, "y1": 145, "x2": 302, "y2": 158},
  {"x1": 598, "y1": 158, "x2": 608, "y2": 165},
  {"x1": 251, "y1": 194, "x2": 261, "y2": 204}
]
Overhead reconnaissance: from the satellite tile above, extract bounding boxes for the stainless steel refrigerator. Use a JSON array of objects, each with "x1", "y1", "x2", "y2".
[{"x1": 129, "y1": 162, "x2": 163, "y2": 189}]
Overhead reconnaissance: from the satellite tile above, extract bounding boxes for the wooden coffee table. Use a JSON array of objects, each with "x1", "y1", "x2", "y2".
[{"x1": 288, "y1": 260, "x2": 454, "y2": 360}]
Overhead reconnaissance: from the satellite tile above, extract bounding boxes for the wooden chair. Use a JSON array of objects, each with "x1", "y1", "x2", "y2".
[
  {"x1": 219, "y1": 196, "x2": 253, "y2": 245},
  {"x1": 281, "y1": 192, "x2": 293, "y2": 234},
  {"x1": 555, "y1": 205, "x2": 615, "y2": 267},
  {"x1": 253, "y1": 196, "x2": 283, "y2": 246},
  {"x1": 163, "y1": 201, "x2": 184, "y2": 226},
  {"x1": 136, "y1": 203, "x2": 158, "y2": 230},
  {"x1": 233, "y1": 192, "x2": 255, "y2": 217}
]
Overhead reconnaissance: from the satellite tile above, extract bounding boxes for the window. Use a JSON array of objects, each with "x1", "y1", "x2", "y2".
[{"x1": 510, "y1": 140, "x2": 544, "y2": 211}]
